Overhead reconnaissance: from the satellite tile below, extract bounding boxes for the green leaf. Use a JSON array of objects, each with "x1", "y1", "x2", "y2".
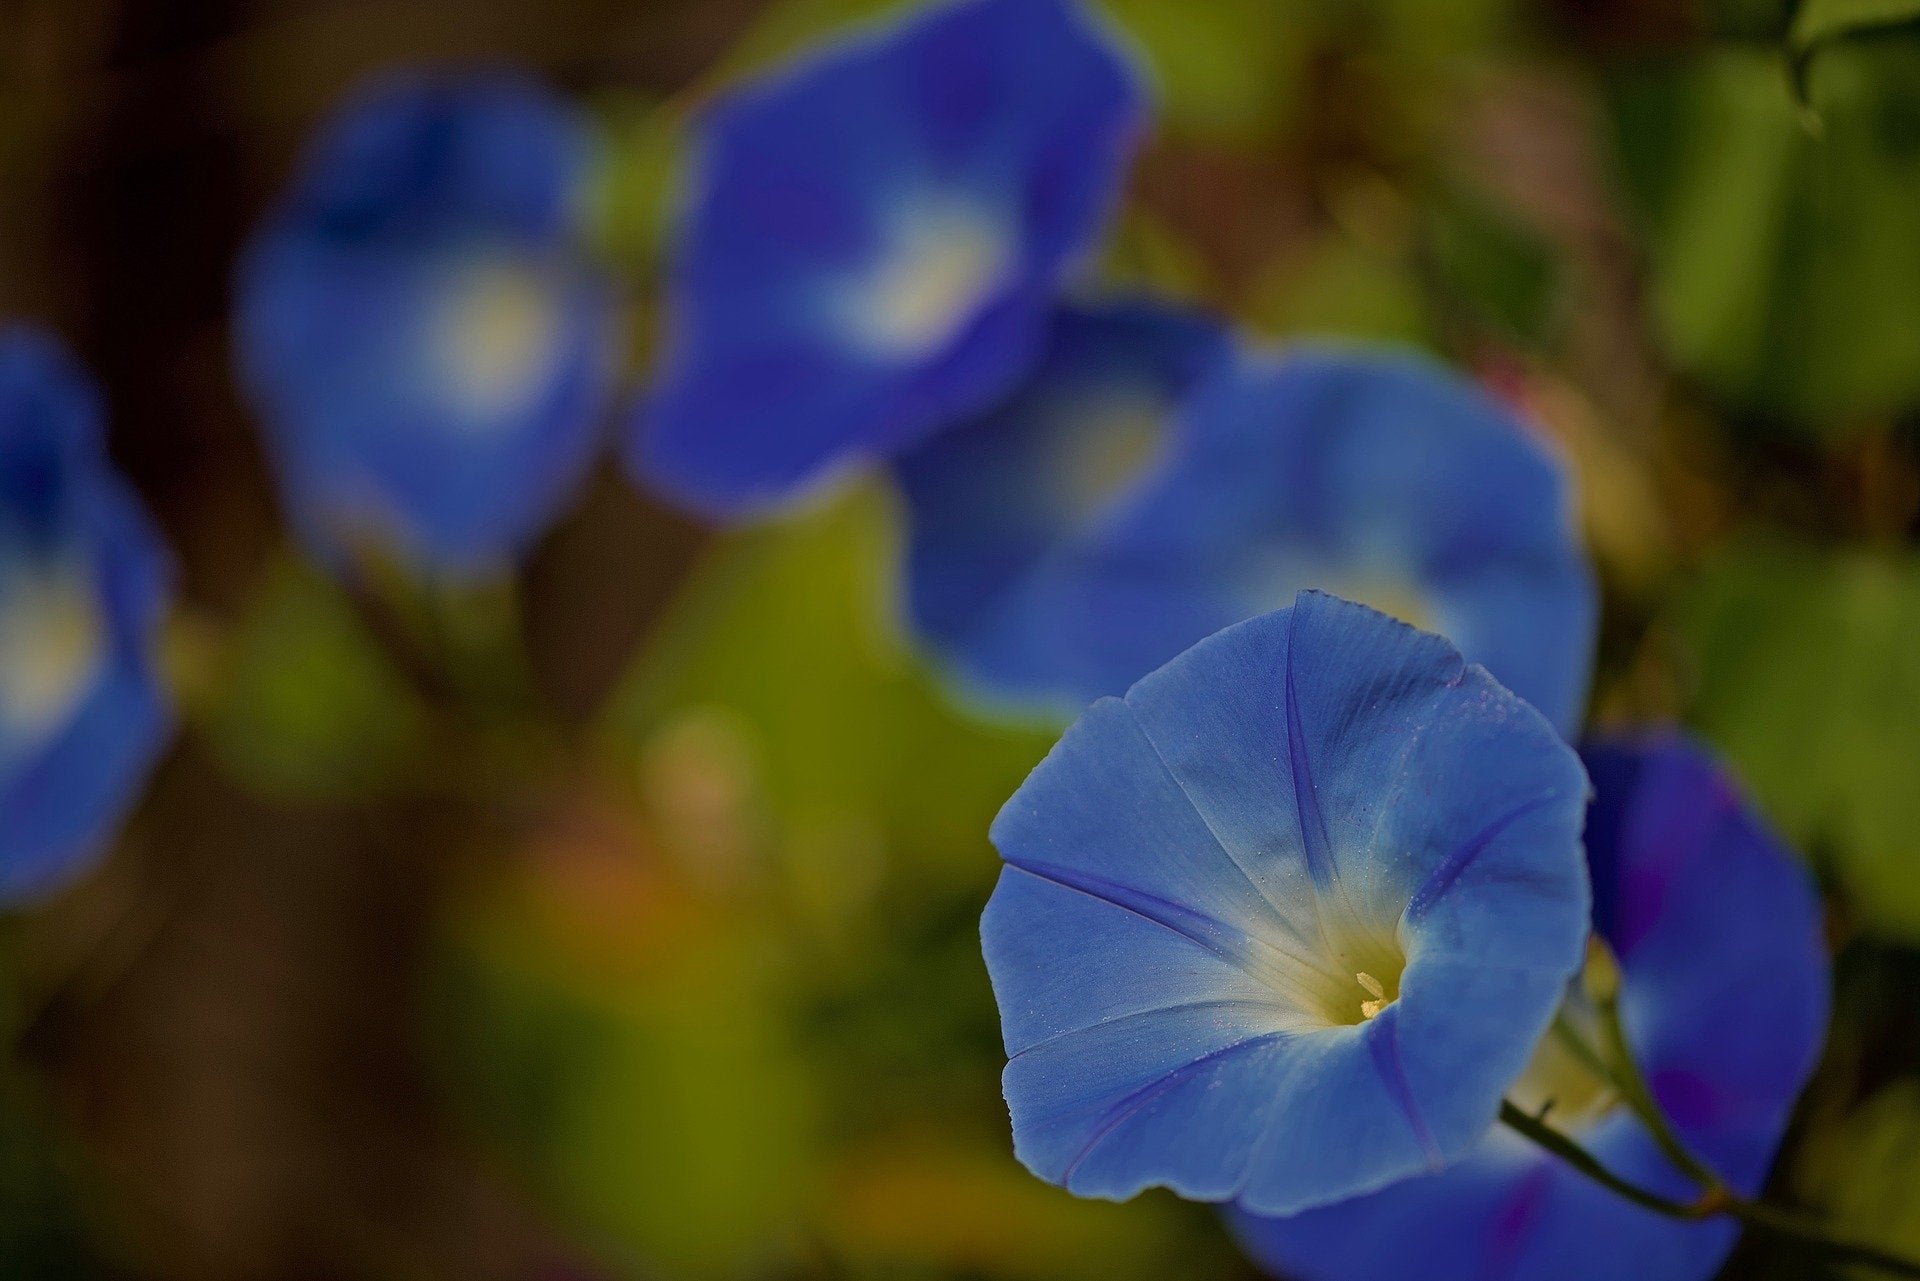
[
  {"x1": 200, "y1": 556, "x2": 430, "y2": 802},
  {"x1": 1793, "y1": 0, "x2": 1920, "y2": 55},
  {"x1": 1243, "y1": 228, "x2": 1433, "y2": 348},
  {"x1": 1621, "y1": 42, "x2": 1920, "y2": 427},
  {"x1": 1425, "y1": 188, "x2": 1562, "y2": 346},
  {"x1": 1097, "y1": 0, "x2": 1310, "y2": 143},
  {"x1": 1675, "y1": 540, "x2": 1920, "y2": 941},
  {"x1": 586, "y1": 91, "x2": 685, "y2": 282},
  {"x1": 1797, "y1": 1080, "x2": 1920, "y2": 1278}
]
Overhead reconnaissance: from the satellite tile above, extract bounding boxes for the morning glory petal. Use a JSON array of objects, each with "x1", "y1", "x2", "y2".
[
  {"x1": 1053, "y1": 345, "x2": 1597, "y2": 733},
  {"x1": 633, "y1": 0, "x2": 1146, "y2": 517},
  {"x1": 0, "y1": 329, "x2": 173, "y2": 906},
  {"x1": 1581, "y1": 738, "x2": 1830, "y2": 1188},
  {"x1": 1234, "y1": 733, "x2": 1830, "y2": 1281},
  {"x1": 982, "y1": 591, "x2": 1590, "y2": 1215},
  {"x1": 894, "y1": 300, "x2": 1231, "y2": 712},
  {"x1": 236, "y1": 71, "x2": 619, "y2": 575}
]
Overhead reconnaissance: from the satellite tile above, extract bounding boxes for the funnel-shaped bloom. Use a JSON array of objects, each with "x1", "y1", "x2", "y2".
[
  {"x1": 633, "y1": 0, "x2": 1145, "y2": 518},
  {"x1": 981, "y1": 592, "x2": 1591, "y2": 1216},
  {"x1": 1048, "y1": 346, "x2": 1596, "y2": 734},
  {"x1": 0, "y1": 330, "x2": 172, "y2": 905},
  {"x1": 1233, "y1": 734, "x2": 1830, "y2": 1281},
  {"x1": 237, "y1": 72, "x2": 619, "y2": 575},
  {"x1": 893, "y1": 300, "x2": 1230, "y2": 710}
]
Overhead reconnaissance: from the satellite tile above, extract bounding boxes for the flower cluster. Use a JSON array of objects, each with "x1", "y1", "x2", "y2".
[
  {"x1": 587, "y1": 4, "x2": 1832, "y2": 1279},
  {"x1": 632, "y1": 0, "x2": 1147, "y2": 518},
  {"x1": 4, "y1": 8, "x2": 1844, "y2": 1281},
  {"x1": 628, "y1": 0, "x2": 1596, "y2": 735}
]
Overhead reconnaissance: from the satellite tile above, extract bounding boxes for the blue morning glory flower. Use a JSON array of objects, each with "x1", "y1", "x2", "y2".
[
  {"x1": 980, "y1": 591, "x2": 1592, "y2": 1216},
  {"x1": 1231, "y1": 733, "x2": 1830, "y2": 1281},
  {"x1": 892, "y1": 299, "x2": 1230, "y2": 712},
  {"x1": 0, "y1": 329, "x2": 173, "y2": 906},
  {"x1": 1045, "y1": 345, "x2": 1598, "y2": 734},
  {"x1": 237, "y1": 71, "x2": 619, "y2": 575},
  {"x1": 633, "y1": 0, "x2": 1146, "y2": 518}
]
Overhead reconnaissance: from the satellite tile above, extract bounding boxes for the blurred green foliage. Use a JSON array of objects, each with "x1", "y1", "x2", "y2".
[
  {"x1": 603, "y1": 488, "x2": 1056, "y2": 903},
  {"x1": 1793, "y1": 0, "x2": 1920, "y2": 53},
  {"x1": 435, "y1": 491, "x2": 1243, "y2": 1277},
  {"x1": 442, "y1": 855, "x2": 818, "y2": 1277},
  {"x1": 1618, "y1": 31, "x2": 1920, "y2": 426},
  {"x1": 1677, "y1": 541, "x2": 1920, "y2": 941},
  {"x1": 198, "y1": 556, "x2": 430, "y2": 802},
  {"x1": 0, "y1": 969, "x2": 94, "y2": 1281},
  {"x1": 1799, "y1": 1079, "x2": 1920, "y2": 1277}
]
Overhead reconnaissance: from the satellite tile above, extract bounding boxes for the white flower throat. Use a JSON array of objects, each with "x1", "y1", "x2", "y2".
[
  {"x1": 0, "y1": 564, "x2": 107, "y2": 748},
  {"x1": 435, "y1": 256, "x2": 566, "y2": 427},
  {"x1": 848, "y1": 200, "x2": 1011, "y2": 357},
  {"x1": 1239, "y1": 906, "x2": 1408, "y2": 1032}
]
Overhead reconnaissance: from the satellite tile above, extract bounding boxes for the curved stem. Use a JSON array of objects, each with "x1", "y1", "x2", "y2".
[
  {"x1": 1498, "y1": 1103, "x2": 1920, "y2": 1279},
  {"x1": 1498, "y1": 1101, "x2": 1701, "y2": 1219},
  {"x1": 1585, "y1": 957, "x2": 1723, "y2": 1191}
]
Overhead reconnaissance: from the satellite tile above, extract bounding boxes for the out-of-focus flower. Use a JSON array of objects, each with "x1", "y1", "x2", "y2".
[
  {"x1": 237, "y1": 72, "x2": 619, "y2": 575},
  {"x1": 0, "y1": 330, "x2": 172, "y2": 905},
  {"x1": 1232, "y1": 734, "x2": 1830, "y2": 1281},
  {"x1": 633, "y1": 0, "x2": 1145, "y2": 518},
  {"x1": 980, "y1": 592, "x2": 1590, "y2": 1216},
  {"x1": 892, "y1": 300, "x2": 1229, "y2": 712},
  {"x1": 1047, "y1": 346, "x2": 1597, "y2": 734}
]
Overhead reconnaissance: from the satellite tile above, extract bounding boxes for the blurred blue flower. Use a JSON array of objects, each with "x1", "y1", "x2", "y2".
[
  {"x1": 893, "y1": 299, "x2": 1230, "y2": 712},
  {"x1": 980, "y1": 591, "x2": 1591, "y2": 1216},
  {"x1": 237, "y1": 72, "x2": 619, "y2": 575},
  {"x1": 633, "y1": 0, "x2": 1145, "y2": 518},
  {"x1": 0, "y1": 330, "x2": 172, "y2": 905},
  {"x1": 1047, "y1": 346, "x2": 1597, "y2": 734},
  {"x1": 1231, "y1": 733, "x2": 1830, "y2": 1281}
]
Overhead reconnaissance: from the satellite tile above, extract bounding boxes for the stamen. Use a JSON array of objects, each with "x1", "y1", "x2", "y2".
[{"x1": 1356, "y1": 970, "x2": 1388, "y2": 1020}]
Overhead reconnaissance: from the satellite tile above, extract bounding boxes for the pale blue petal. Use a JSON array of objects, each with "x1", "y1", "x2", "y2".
[{"x1": 985, "y1": 592, "x2": 1590, "y2": 1215}]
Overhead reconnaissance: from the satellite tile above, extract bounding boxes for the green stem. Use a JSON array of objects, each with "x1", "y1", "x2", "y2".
[
  {"x1": 1588, "y1": 971, "x2": 1724, "y2": 1191},
  {"x1": 1499, "y1": 1103, "x2": 1920, "y2": 1279},
  {"x1": 1498, "y1": 1101, "x2": 1703, "y2": 1220}
]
